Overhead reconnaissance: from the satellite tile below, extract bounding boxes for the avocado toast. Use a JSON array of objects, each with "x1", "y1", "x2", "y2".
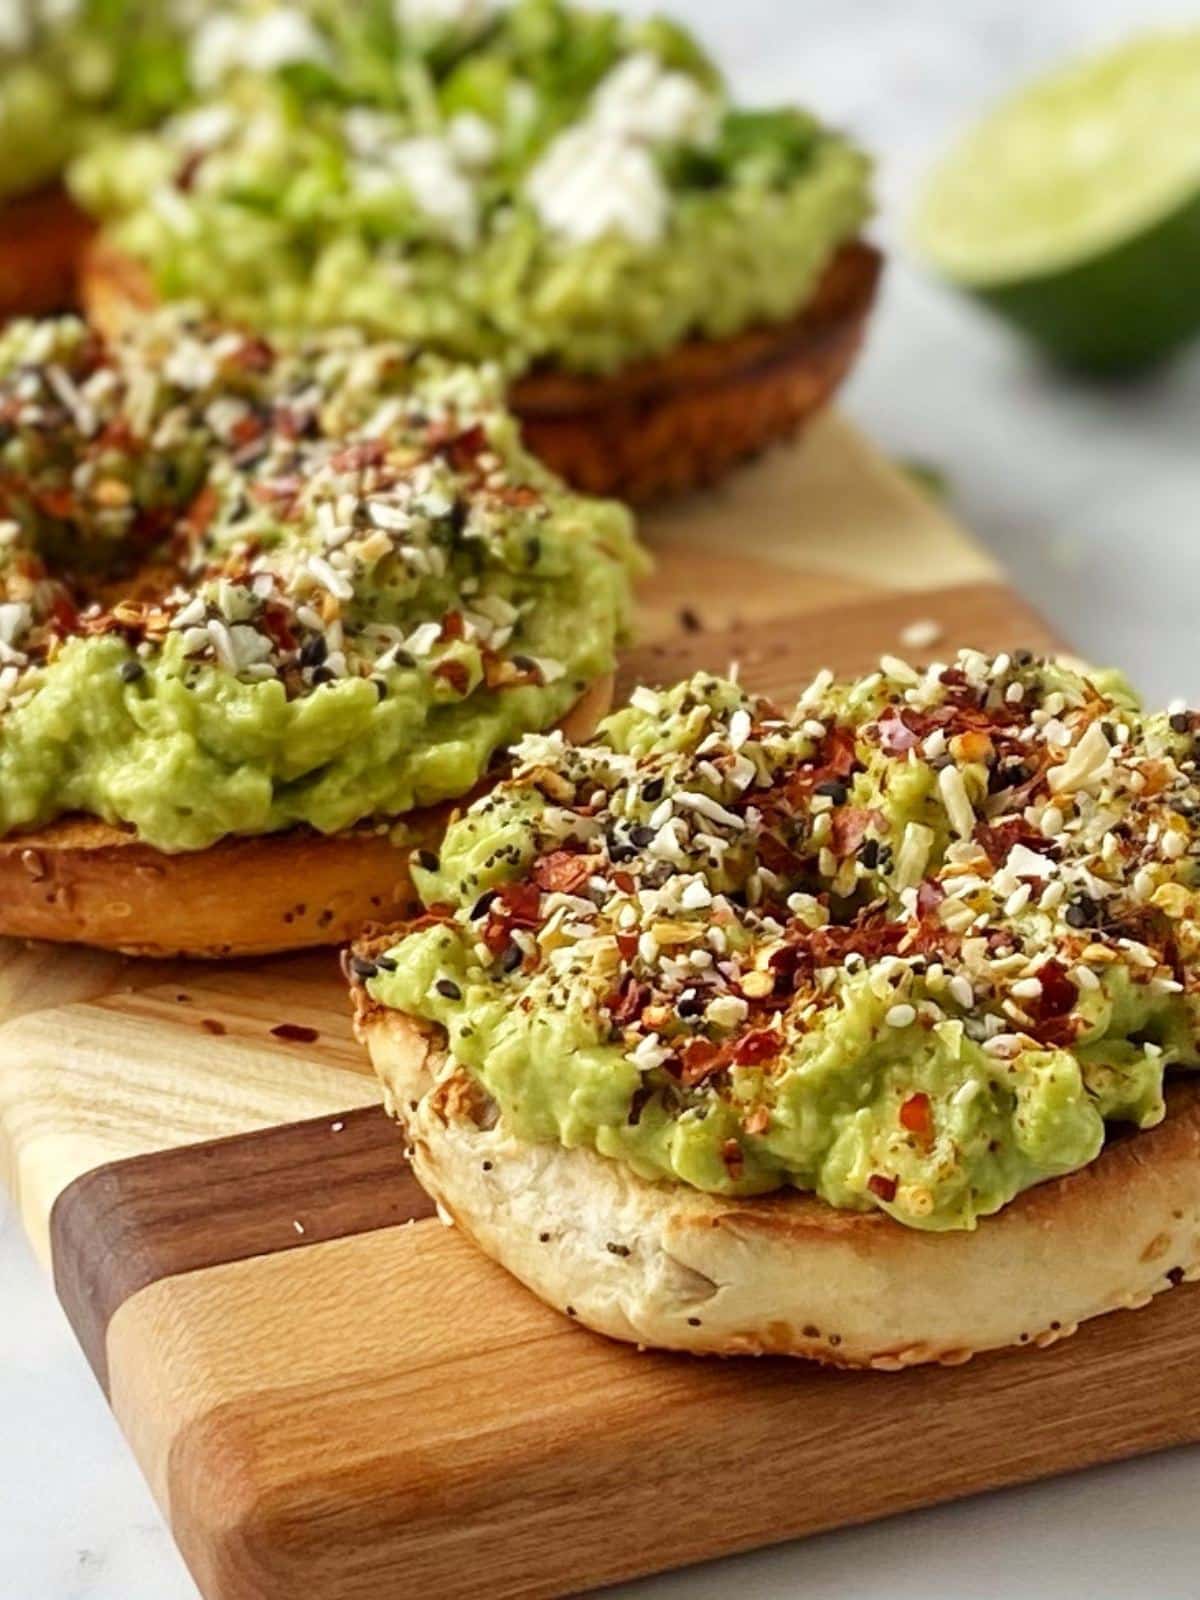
[
  {"x1": 0, "y1": 307, "x2": 638, "y2": 955},
  {"x1": 73, "y1": 0, "x2": 879, "y2": 500},
  {"x1": 353, "y1": 655, "x2": 1200, "y2": 1365}
]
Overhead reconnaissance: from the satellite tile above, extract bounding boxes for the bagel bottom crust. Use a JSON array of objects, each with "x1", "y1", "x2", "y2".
[
  {"x1": 0, "y1": 184, "x2": 94, "y2": 320},
  {"x1": 0, "y1": 675, "x2": 611, "y2": 958},
  {"x1": 79, "y1": 235, "x2": 882, "y2": 504},
  {"x1": 357, "y1": 1005, "x2": 1200, "y2": 1368}
]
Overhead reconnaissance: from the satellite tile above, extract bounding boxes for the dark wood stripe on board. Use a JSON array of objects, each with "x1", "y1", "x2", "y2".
[{"x1": 50, "y1": 1105, "x2": 432, "y2": 1393}]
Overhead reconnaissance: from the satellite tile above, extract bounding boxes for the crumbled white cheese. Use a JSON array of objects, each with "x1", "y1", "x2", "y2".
[
  {"x1": 394, "y1": 0, "x2": 497, "y2": 32},
  {"x1": 589, "y1": 51, "x2": 719, "y2": 148},
  {"x1": 191, "y1": 8, "x2": 330, "y2": 90},
  {"x1": 347, "y1": 119, "x2": 479, "y2": 248},
  {"x1": 169, "y1": 103, "x2": 238, "y2": 154},
  {"x1": 526, "y1": 127, "x2": 668, "y2": 247},
  {"x1": 388, "y1": 137, "x2": 479, "y2": 247},
  {"x1": 525, "y1": 52, "x2": 717, "y2": 247}
]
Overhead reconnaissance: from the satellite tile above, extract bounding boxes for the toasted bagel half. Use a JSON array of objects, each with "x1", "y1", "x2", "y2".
[
  {"x1": 79, "y1": 237, "x2": 882, "y2": 503},
  {"x1": 0, "y1": 674, "x2": 610, "y2": 959},
  {"x1": 357, "y1": 1006, "x2": 1200, "y2": 1368},
  {"x1": 0, "y1": 184, "x2": 94, "y2": 320}
]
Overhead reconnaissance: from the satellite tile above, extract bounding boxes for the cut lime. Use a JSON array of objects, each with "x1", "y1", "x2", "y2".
[{"x1": 912, "y1": 30, "x2": 1200, "y2": 372}]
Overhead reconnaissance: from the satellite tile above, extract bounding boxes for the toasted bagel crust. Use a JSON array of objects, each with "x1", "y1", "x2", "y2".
[
  {"x1": 357, "y1": 1004, "x2": 1200, "y2": 1367},
  {"x1": 0, "y1": 184, "x2": 94, "y2": 320},
  {"x1": 0, "y1": 675, "x2": 611, "y2": 958},
  {"x1": 79, "y1": 237, "x2": 882, "y2": 503}
]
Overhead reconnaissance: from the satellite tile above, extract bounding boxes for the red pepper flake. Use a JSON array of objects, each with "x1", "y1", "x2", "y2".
[
  {"x1": 433, "y1": 659, "x2": 470, "y2": 696},
  {"x1": 610, "y1": 974, "x2": 650, "y2": 1028},
  {"x1": 494, "y1": 882, "x2": 541, "y2": 926},
  {"x1": 440, "y1": 610, "x2": 466, "y2": 642},
  {"x1": 329, "y1": 439, "x2": 387, "y2": 474},
  {"x1": 867, "y1": 1172, "x2": 898, "y2": 1202},
  {"x1": 489, "y1": 482, "x2": 541, "y2": 508},
  {"x1": 733, "y1": 1028, "x2": 782, "y2": 1067},
  {"x1": 916, "y1": 879, "x2": 945, "y2": 919},
  {"x1": 612, "y1": 870, "x2": 636, "y2": 895},
  {"x1": 743, "y1": 1104, "x2": 770, "y2": 1137},
  {"x1": 616, "y1": 931, "x2": 639, "y2": 963},
  {"x1": 876, "y1": 707, "x2": 921, "y2": 755},
  {"x1": 830, "y1": 806, "x2": 877, "y2": 859},
  {"x1": 532, "y1": 849, "x2": 597, "y2": 896},
  {"x1": 271, "y1": 1023, "x2": 320, "y2": 1044},
  {"x1": 230, "y1": 414, "x2": 265, "y2": 450},
  {"x1": 721, "y1": 1138, "x2": 745, "y2": 1180},
  {"x1": 434, "y1": 423, "x2": 489, "y2": 473},
  {"x1": 183, "y1": 483, "x2": 219, "y2": 540},
  {"x1": 234, "y1": 335, "x2": 276, "y2": 374},
  {"x1": 975, "y1": 818, "x2": 1047, "y2": 868},
  {"x1": 674, "y1": 1038, "x2": 730, "y2": 1086},
  {"x1": 899, "y1": 1092, "x2": 934, "y2": 1146}
]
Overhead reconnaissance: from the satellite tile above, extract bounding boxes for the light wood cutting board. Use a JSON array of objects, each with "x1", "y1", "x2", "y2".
[{"x1": 8, "y1": 417, "x2": 1188, "y2": 1600}]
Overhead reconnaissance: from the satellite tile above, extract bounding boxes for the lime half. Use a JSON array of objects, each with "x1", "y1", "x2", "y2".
[{"x1": 913, "y1": 31, "x2": 1200, "y2": 372}]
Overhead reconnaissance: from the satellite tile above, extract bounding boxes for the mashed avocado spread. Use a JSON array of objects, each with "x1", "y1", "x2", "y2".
[
  {"x1": 71, "y1": 0, "x2": 872, "y2": 375},
  {"x1": 0, "y1": 2, "x2": 196, "y2": 203},
  {"x1": 0, "y1": 309, "x2": 640, "y2": 851},
  {"x1": 366, "y1": 655, "x2": 1200, "y2": 1230}
]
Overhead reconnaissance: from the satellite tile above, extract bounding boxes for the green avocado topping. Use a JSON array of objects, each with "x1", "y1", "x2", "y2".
[
  {"x1": 70, "y1": 0, "x2": 872, "y2": 375},
  {"x1": 0, "y1": 309, "x2": 641, "y2": 851},
  {"x1": 365, "y1": 656, "x2": 1200, "y2": 1231}
]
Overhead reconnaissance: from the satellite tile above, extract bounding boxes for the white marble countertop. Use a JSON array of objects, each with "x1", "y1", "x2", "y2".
[{"x1": 5, "y1": 2, "x2": 1200, "y2": 1595}]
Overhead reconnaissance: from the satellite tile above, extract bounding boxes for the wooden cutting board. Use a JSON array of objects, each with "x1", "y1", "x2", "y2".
[{"x1": 9, "y1": 416, "x2": 1196, "y2": 1600}]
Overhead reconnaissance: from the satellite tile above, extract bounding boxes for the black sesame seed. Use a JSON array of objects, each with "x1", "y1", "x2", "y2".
[
  {"x1": 349, "y1": 955, "x2": 379, "y2": 981},
  {"x1": 372, "y1": 678, "x2": 388, "y2": 700},
  {"x1": 499, "y1": 943, "x2": 523, "y2": 973},
  {"x1": 687, "y1": 1316, "x2": 702, "y2": 1327},
  {"x1": 470, "y1": 890, "x2": 498, "y2": 921},
  {"x1": 118, "y1": 659, "x2": 144, "y2": 683},
  {"x1": 1064, "y1": 896, "x2": 1098, "y2": 929},
  {"x1": 299, "y1": 635, "x2": 327, "y2": 668},
  {"x1": 630, "y1": 825, "x2": 654, "y2": 848},
  {"x1": 642, "y1": 777, "x2": 664, "y2": 803},
  {"x1": 512, "y1": 654, "x2": 536, "y2": 672},
  {"x1": 676, "y1": 989, "x2": 703, "y2": 1018},
  {"x1": 605, "y1": 1242, "x2": 631, "y2": 1258},
  {"x1": 374, "y1": 955, "x2": 397, "y2": 973},
  {"x1": 1012, "y1": 649, "x2": 1034, "y2": 666},
  {"x1": 859, "y1": 838, "x2": 880, "y2": 869},
  {"x1": 1170, "y1": 713, "x2": 1191, "y2": 735},
  {"x1": 416, "y1": 850, "x2": 439, "y2": 872},
  {"x1": 435, "y1": 978, "x2": 462, "y2": 1001},
  {"x1": 1100, "y1": 721, "x2": 1116, "y2": 743},
  {"x1": 311, "y1": 665, "x2": 333, "y2": 685},
  {"x1": 814, "y1": 779, "x2": 848, "y2": 804}
]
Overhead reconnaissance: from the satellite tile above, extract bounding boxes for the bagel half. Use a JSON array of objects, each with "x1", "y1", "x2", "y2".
[
  {"x1": 0, "y1": 674, "x2": 611, "y2": 959},
  {"x1": 79, "y1": 237, "x2": 882, "y2": 504},
  {"x1": 358, "y1": 1005, "x2": 1200, "y2": 1369},
  {"x1": 0, "y1": 184, "x2": 93, "y2": 320}
]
